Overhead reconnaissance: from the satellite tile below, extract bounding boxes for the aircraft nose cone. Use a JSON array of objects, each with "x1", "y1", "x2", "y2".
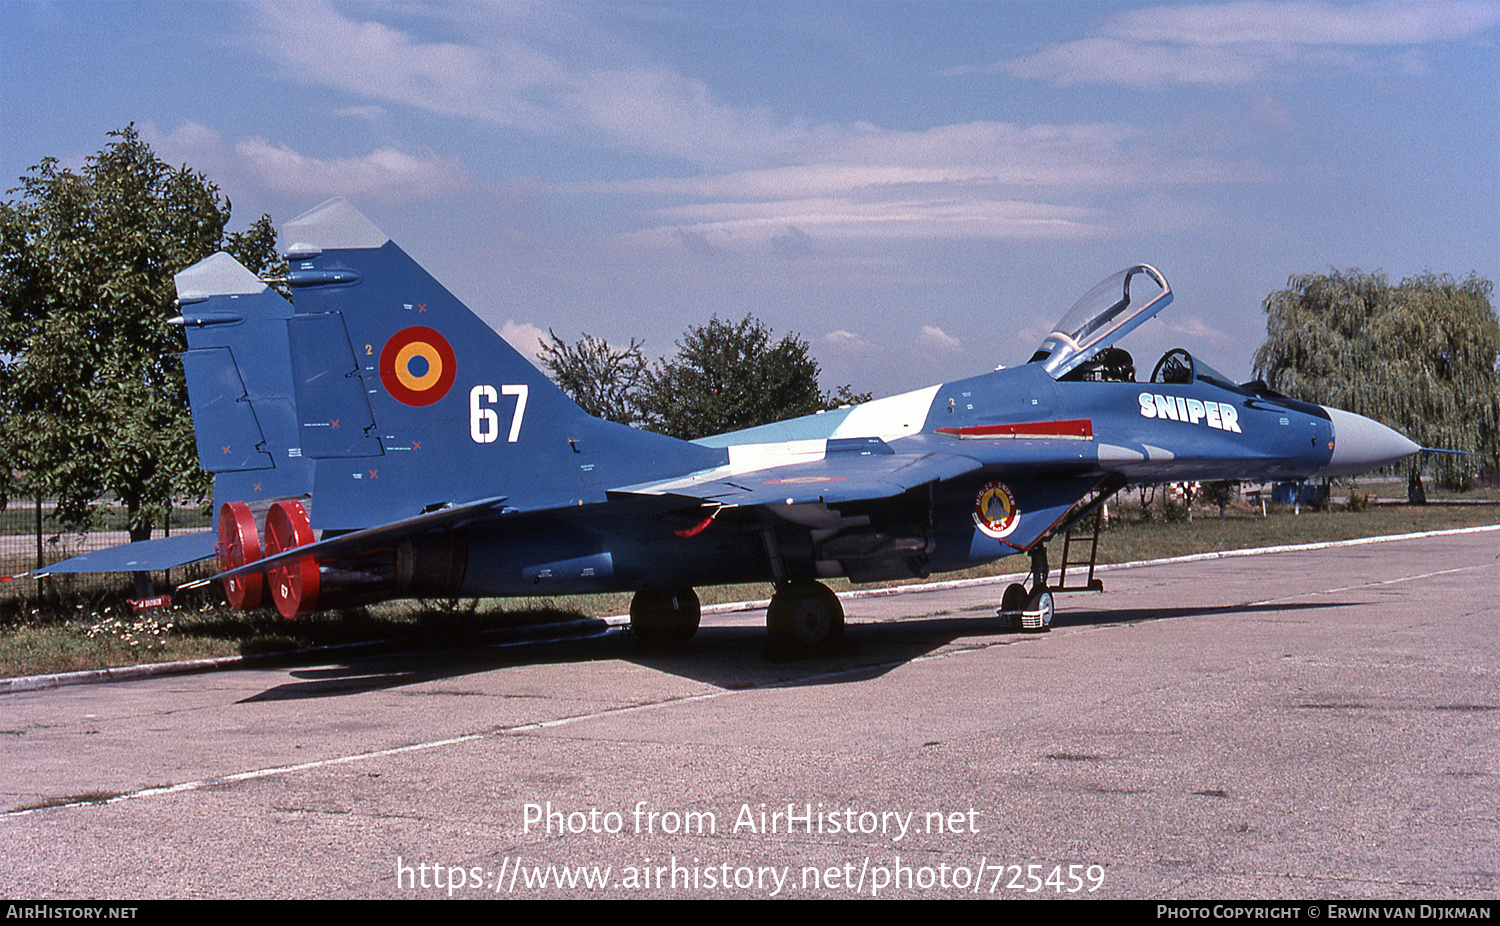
[{"x1": 1322, "y1": 407, "x2": 1420, "y2": 476}]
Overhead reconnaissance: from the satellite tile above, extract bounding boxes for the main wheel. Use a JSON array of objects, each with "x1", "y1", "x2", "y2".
[
  {"x1": 767, "y1": 580, "x2": 845, "y2": 647},
  {"x1": 217, "y1": 501, "x2": 263, "y2": 610},
  {"x1": 263, "y1": 499, "x2": 319, "y2": 619},
  {"x1": 629, "y1": 588, "x2": 701, "y2": 646}
]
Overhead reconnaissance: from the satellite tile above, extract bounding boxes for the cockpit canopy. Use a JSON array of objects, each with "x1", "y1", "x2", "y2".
[{"x1": 1031, "y1": 264, "x2": 1171, "y2": 380}]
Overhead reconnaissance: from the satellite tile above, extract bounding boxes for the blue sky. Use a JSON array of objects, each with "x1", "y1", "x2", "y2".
[{"x1": 4, "y1": 0, "x2": 1497, "y2": 399}]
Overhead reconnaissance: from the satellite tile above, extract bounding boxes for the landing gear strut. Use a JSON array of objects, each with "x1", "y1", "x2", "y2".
[
  {"x1": 767, "y1": 579, "x2": 845, "y2": 647},
  {"x1": 629, "y1": 587, "x2": 701, "y2": 646},
  {"x1": 998, "y1": 546, "x2": 1054, "y2": 633}
]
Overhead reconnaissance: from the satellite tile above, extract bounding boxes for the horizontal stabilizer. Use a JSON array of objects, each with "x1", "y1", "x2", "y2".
[{"x1": 25, "y1": 532, "x2": 216, "y2": 576}]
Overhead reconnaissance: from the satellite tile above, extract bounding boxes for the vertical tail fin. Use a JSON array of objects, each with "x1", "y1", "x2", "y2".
[
  {"x1": 276, "y1": 199, "x2": 717, "y2": 529},
  {"x1": 174, "y1": 253, "x2": 314, "y2": 516}
]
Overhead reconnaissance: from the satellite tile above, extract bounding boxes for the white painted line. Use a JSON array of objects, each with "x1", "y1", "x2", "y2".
[{"x1": 692, "y1": 522, "x2": 1500, "y2": 615}]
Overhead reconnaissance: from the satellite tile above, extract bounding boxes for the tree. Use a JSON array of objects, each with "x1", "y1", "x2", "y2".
[
  {"x1": 1200, "y1": 480, "x2": 1237, "y2": 519},
  {"x1": 538, "y1": 330, "x2": 650, "y2": 427},
  {"x1": 1252, "y1": 269, "x2": 1500, "y2": 491},
  {"x1": 542, "y1": 315, "x2": 871, "y2": 441},
  {"x1": 643, "y1": 315, "x2": 869, "y2": 440},
  {"x1": 0, "y1": 125, "x2": 278, "y2": 542}
]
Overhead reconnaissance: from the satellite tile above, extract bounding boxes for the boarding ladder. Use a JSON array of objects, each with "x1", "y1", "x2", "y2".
[{"x1": 1053, "y1": 487, "x2": 1113, "y2": 593}]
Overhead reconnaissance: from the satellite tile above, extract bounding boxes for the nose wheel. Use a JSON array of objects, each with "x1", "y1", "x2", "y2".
[{"x1": 997, "y1": 547, "x2": 1055, "y2": 633}]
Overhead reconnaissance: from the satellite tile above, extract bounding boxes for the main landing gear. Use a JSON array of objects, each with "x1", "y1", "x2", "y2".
[
  {"x1": 628, "y1": 588, "x2": 701, "y2": 647},
  {"x1": 766, "y1": 579, "x2": 844, "y2": 648},
  {"x1": 998, "y1": 547, "x2": 1054, "y2": 633},
  {"x1": 627, "y1": 579, "x2": 847, "y2": 649}
]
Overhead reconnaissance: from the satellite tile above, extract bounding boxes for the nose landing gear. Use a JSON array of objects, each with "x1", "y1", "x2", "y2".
[{"x1": 998, "y1": 546, "x2": 1054, "y2": 633}]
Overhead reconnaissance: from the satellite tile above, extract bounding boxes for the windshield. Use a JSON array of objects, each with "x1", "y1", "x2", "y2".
[
  {"x1": 1190, "y1": 356, "x2": 1239, "y2": 390},
  {"x1": 1033, "y1": 264, "x2": 1171, "y2": 379}
]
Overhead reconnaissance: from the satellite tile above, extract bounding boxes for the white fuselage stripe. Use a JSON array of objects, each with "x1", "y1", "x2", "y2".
[{"x1": 830, "y1": 385, "x2": 940, "y2": 444}]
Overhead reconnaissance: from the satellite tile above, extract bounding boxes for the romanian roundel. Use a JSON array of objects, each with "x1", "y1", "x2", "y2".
[{"x1": 380, "y1": 326, "x2": 456, "y2": 406}]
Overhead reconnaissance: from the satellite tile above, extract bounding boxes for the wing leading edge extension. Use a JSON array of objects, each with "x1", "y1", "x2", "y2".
[{"x1": 611, "y1": 443, "x2": 985, "y2": 509}]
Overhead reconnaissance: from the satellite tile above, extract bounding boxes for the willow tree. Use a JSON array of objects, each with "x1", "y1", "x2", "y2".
[
  {"x1": 0, "y1": 126, "x2": 278, "y2": 542},
  {"x1": 1252, "y1": 269, "x2": 1499, "y2": 490}
]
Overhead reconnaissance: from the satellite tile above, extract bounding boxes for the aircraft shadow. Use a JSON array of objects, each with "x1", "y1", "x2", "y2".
[
  {"x1": 239, "y1": 597, "x2": 1347, "y2": 702},
  {"x1": 1047, "y1": 597, "x2": 1344, "y2": 629}
]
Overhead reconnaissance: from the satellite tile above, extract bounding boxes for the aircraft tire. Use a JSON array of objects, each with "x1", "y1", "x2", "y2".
[
  {"x1": 767, "y1": 580, "x2": 845, "y2": 647},
  {"x1": 998, "y1": 582, "x2": 1028, "y2": 632},
  {"x1": 1021, "y1": 586, "x2": 1054, "y2": 633},
  {"x1": 630, "y1": 588, "x2": 701, "y2": 646}
]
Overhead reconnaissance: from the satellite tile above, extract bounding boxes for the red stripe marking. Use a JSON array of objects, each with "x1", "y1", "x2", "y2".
[{"x1": 937, "y1": 419, "x2": 1094, "y2": 440}]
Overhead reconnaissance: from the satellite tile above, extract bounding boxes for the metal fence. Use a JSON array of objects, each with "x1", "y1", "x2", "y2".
[{"x1": 0, "y1": 501, "x2": 212, "y2": 598}]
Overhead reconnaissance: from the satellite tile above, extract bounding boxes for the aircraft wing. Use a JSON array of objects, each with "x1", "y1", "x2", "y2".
[
  {"x1": 18, "y1": 532, "x2": 217, "y2": 577},
  {"x1": 609, "y1": 449, "x2": 986, "y2": 509}
]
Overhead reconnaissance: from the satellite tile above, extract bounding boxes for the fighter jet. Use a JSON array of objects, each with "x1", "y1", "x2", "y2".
[{"x1": 34, "y1": 199, "x2": 1419, "y2": 646}]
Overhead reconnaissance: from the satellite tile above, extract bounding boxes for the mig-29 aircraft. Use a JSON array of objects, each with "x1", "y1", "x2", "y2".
[{"x1": 34, "y1": 199, "x2": 1419, "y2": 646}]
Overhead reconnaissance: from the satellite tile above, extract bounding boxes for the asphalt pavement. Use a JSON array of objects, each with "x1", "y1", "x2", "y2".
[{"x1": 2, "y1": 527, "x2": 1497, "y2": 899}]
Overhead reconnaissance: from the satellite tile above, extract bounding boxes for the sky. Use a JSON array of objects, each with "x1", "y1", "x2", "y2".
[{"x1": 3, "y1": 0, "x2": 1497, "y2": 399}]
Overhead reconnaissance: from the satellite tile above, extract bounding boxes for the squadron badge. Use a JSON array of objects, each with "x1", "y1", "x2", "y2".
[{"x1": 972, "y1": 480, "x2": 1020, "y2": 539}]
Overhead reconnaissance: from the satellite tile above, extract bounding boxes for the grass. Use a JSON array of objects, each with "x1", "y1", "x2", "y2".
[
  {"x1": 1, "y1": 499, "x2": 1497, "y2": 679},
  {"x1": 1083, "y1": 501, "x2": 1500, "y2": 565},
  {"x1": 0, "y1": 589, "x2": 595, "y2": 679}
]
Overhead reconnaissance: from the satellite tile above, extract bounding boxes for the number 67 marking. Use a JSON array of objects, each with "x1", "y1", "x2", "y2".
[{"x1": 470, "y1": 384, "x2": 528, "y2": 443}]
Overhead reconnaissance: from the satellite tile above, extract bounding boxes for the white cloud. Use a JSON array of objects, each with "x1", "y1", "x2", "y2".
[
  {"x1": 254, "y1": 0, "x2": 566, "y2": 132},
  {"x1": 1163, "y1": 316, "x2": 1233, "y2": 345},
  {"x1": 142, "y1": 120, "x2": 472, "y2": 203},
  {"x1": 499, "y1": 320, "x2": 549, "y2": 367},
  {"x1": 918, "y1": 326, "x2": 962, "y2": 353},
  {"x1": 1105, "y1": 1, "x2": 1500, "y2": 46},
  {"x1": 596, "y1": 121, "x2": 1250, "y2": 199},
  {"x1": 823, "y1": 329, "x2": 876, "y2": 353},
  {"x1": 1004, "y1": 0, "x2": 1500, "y2": 88},
  {"x1": 252, "y1": 0, "x2": 813, "y2": 169},
  {"x1": 234, "y1": 139, "x2": 472, "y2": 202},
  {"x1": 235, "y1": 1, "x2": 1354, "y2": 251},
  {"x1": 567, "y1": 68, "x2": 815, "y2": 168},
  {"x1": 1008, "y1": 37, "x2": 1305, "y2": 88},
  {"x1": 140, "y1": 120, "x2": 233, "y2": 179},
  {"x1": 630, "y1": 196, "x2": 1114, "y2": 247},
  {"x1": 599, "y1": 119, "x2": 1252, "y2": 246}
]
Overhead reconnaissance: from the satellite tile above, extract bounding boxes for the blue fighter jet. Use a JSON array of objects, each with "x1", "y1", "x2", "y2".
[{"x1": 35, "y1": 199, "x2": 1419, "y2": 646}]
